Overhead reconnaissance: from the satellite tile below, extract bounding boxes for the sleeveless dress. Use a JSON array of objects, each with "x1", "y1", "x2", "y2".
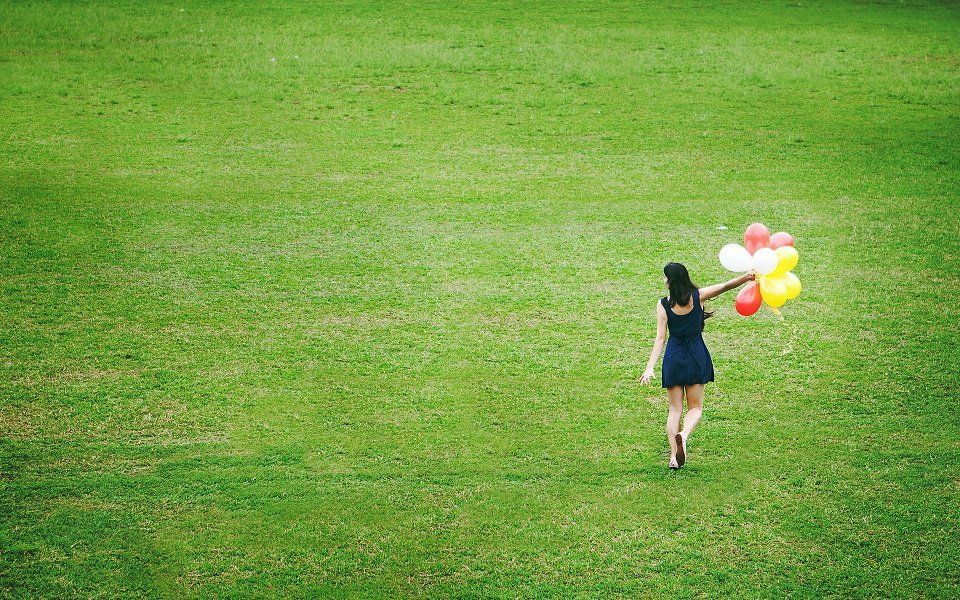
[{"x1": 661, "y1": 288, "x2": 715, "y2": 388}]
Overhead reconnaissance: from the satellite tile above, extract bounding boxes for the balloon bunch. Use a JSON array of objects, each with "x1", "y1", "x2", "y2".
[{"x1": 718, "y1": 223, "x2": 801, "y2": 316}]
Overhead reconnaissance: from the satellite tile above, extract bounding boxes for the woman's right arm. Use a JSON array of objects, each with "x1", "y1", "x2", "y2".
[
  {"x1": 641, "y1": 302, "x2": 668, "y2": 385},
  {"x1": 700, "y1": 272, "x2": 755, "y2": 302}
]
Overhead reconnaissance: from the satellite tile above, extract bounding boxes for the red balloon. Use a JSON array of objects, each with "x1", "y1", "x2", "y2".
[
  {"x1": 769, "y1": 231, "x2": 794, "y2": 249},
  {"x1": 743, "y1": 223, "x2": 770, "y2": 254},
  {"x1": 735, "y1": 282, "x2": 762, "y2": 316}
]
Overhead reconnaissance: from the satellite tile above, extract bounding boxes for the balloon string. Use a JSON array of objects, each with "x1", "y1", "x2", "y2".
[{"x1": 778, "y1": 312, "x2": 799, "y2": 356}]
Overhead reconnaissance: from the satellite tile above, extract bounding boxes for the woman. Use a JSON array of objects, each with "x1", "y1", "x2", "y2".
[{"x1": 640, "y1": 263, "x2": 754, "y2": 469}]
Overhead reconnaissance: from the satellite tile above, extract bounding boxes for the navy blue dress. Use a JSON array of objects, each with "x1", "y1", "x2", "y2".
[{"x1": 661, "y1": 289, "x2": 715, "y2": 388}]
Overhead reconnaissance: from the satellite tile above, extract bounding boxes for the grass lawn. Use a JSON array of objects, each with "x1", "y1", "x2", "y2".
[{"x1": 2, "y1": 0, "x2": 959, "y2": 596}]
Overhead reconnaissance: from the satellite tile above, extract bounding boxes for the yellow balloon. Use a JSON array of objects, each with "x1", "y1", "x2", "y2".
[
  {"x1": 759, "y1": 275, "x2": 787, "y2": 308},
  {"x1": 782, "y1": 272, "x2": 802, "y2": 300},
  {"x1": 772, "y1": 246, "x2": 799, "y2": 276}
]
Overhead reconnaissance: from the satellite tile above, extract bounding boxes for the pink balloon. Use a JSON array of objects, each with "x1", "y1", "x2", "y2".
[
  {"x1": 735, "y1": 282, "x2": 762, "y2": 316},
  {"x1": 770, "y1": 232, "x2": 795, "y2": 249},
  {"x1": 743, "y1": 223, "x2": 770, "y2": 255}
]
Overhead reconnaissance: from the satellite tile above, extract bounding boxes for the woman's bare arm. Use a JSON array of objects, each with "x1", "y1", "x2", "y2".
[
  {"x1": 699, "y1": 273, "x2": 755, "y2": 302},
  {"x1": 641, "y1": 302, "x2": 668, "y2": 385}
]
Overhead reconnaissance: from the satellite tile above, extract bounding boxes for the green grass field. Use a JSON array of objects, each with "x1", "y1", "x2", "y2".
[{"x1": 2, "y1": 0, "x2": 959, "y2": 597}]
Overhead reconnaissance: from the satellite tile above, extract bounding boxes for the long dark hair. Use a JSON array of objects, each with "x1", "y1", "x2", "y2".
[{"x1": 663, "y1": 262, "x2": 713, "y2": 329}]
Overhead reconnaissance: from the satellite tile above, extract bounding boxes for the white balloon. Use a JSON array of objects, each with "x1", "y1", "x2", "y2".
[
  {"x1": 718, "y1": 243, "x2": 754, "y2": 272},
  {"x1": 752, "y1": 247, "x2": 778, "y2": 275}
]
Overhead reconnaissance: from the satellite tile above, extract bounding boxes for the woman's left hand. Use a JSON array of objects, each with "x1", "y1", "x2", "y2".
[{"x1": 640, "y1": 369, "x2": 655, "y2": 385}]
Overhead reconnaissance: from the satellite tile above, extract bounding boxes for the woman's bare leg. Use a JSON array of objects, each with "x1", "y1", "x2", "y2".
[
  {"x1": 681, "y1": 384, "x2": 705, "y2": 440},
  {"x1": 666, "y1": 386, "x2": 684, "y2": 462}
]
